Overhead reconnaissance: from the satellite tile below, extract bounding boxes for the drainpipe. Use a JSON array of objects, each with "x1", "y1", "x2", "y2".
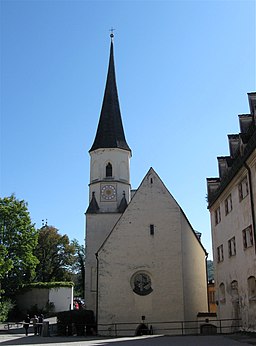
[
  {"x1": 244, "y1": 162, "x2": 256, "y2": 253},
  {"x1": 205, "y1": 253, "x2": 210, "y2": 313},
  {"x1": 95, "y1": 252, "x2": 99, "y2": 334}
]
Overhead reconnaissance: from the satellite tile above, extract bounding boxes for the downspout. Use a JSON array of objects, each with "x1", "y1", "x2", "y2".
[
  {"x1": 244, "y1": 162, "x2": 256, "y2": 253},
  {"x1": 205, "y1": 253, "x2": 210, "y2": 313},
  {"x1": 95, "y1": 252, "x2": 99, "y2": 334}
]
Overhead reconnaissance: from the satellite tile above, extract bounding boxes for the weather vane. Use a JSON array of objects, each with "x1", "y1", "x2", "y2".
[{"x1": 109, "y1": 27, "x2": 115, "y2": 39}]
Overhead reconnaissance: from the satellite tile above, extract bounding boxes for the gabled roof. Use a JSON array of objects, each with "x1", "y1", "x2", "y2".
[{"x1": 89, "y1": 37, "x2": 131, "y2": 153}]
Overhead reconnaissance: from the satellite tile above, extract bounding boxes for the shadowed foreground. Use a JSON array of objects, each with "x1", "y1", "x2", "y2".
[{"x1": 0, "y1": 333, "x2": 256, "y2": 346}]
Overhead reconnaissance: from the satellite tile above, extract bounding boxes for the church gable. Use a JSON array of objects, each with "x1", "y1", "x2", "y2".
[
  {"x1": 98, "y1": 167, "x2": 182, "y2": 253},
  {"x1": 97, "y1": 167, "x2": 208, "y2": 324},
  {"x1": 133, "y1": 167, "x2": 180, "y2": 205},
  {"x1": 97, "y1": 167, "x2": 205, "y2": 256}
]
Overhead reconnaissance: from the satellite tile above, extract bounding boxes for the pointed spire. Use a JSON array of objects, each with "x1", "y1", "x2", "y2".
[
  {"x1": 89, "y1": 34, "x2": 131, "y2": 153},
  {"x1": 118, "y1": 191, "x2": 128, "y2": 213},
  {"x1": 86, "y1": 192, "x2": 100, "y2": 214}
]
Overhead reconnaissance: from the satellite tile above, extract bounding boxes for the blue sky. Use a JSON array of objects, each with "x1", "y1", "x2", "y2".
[{"x1": 1, "y1": 0, "x2": 255, "y2": 259}]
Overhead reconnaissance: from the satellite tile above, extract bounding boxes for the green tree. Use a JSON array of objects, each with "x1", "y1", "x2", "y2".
[
  {"x1": 0, "y1": 195, "x2": 39, "y2": 297},
  {"x1": 0, "y1": 245, "x2": 13, "y2": 289},
  {"x1": 71, "y1": 239, "x2": 85, "y2": 298},
  {"x1": 35, "y1": 226, "x2": 76, "y2": 282},
  {"x1": 207, "y1": 260, "x2": 214, "y2": 281},
  {"x1": 0, "y1": 298, "x2": 14, "y2": 322}
]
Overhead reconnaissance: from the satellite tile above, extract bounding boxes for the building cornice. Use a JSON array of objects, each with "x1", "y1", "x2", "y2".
[{"x1": 207, "y1": 127, "x2": 256, "y2": 208}]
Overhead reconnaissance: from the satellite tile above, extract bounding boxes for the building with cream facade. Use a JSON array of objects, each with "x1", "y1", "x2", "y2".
[
  {"x1": 207, "y1": 93, "x2": 256, "y2": 331},
  {"x1": 85, "y1": 35, "x2": 208, "y2": 334}
]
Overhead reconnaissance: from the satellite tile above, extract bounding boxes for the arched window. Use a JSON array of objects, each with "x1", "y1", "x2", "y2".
[
  {"x1": 231, "y1": 280, "x2": 239, "y2": 302},
  {"x1": 219, "y1": 283, "x2": 226, "y2": 304},
  {"x1": 248, "y1": 276, "x2": 256, "y2": 301},
  {"x1": 106, "y1": 163, "x2": 112, "y2": 177}
]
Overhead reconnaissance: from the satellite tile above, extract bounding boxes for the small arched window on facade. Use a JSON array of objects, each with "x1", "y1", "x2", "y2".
[
  {"x1": 219, "y1": 283, "x2": 226, "y2": 304},
  {"x1": 231, "y1": 280, "x2": 239, "y2": 303},
  {"x1": 106, "y1": 162, "x2": 112, "y2": 177},
  {"x1": 248, "y1": 276, "x2": 256, "y2": 301}
]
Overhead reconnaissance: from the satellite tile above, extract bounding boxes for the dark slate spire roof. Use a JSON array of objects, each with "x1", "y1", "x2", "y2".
[
  {"x1": 89, "y1": 37, "x2": 131, "y2": 153},
  {"x1": 117, "y1": 191, "x2": 128, "y2": 213},
  {"x1": 86, "y1": 192, "x2": 100, "y2": 214}
]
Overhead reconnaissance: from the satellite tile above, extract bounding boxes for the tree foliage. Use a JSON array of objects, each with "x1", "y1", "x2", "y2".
[
  {"x1": 0, "y1": 195, "x2": 39, "y2": 297},
  {"x1": 0, "y1": 195, "x2": 85, "y2": 303},
  {"x1": 35, "y1": 226, "x2": 76, "y2": 282},
  {"x1": 0, "y1": 298, "x2": 14, "y2": 322},
  {"x1": 0, "y1": 244, "x2": 12, "y2": 283},
  {"x1": 207, "y1": 260, "x2": 214, "y2": 281},
  {"x1": 71, "y1": 239, "x2": 85, "y2": 298}
]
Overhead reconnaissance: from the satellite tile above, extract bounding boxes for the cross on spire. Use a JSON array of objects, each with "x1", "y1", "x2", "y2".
[{"x1": 109, "y1": 27, "x2": 115, "y2": 39}]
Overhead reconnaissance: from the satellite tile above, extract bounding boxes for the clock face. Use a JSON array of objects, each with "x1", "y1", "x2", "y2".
[{"x1": 101, "y1": 184, "x2": 116, "y2": 201}]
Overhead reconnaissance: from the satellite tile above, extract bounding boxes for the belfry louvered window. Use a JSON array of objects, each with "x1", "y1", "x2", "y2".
[{"x1": 106, "y1": 163, "x2": 112, "y2": 177}]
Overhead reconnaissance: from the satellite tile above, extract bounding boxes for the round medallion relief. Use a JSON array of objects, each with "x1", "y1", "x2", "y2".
[{"x1": 132, "y1": 272, "x2": 153, "y2": 296}]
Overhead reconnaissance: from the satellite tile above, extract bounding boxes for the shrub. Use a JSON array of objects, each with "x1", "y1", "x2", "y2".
[
  {"x1": 26, "y1": 301, "x2": 55, "y2": 318},
  {"x1": 56, "y1": 310, "x2": 95, "y2": 336},
  {"x1": 0, "y1": 299, "x2": 14, "y2": 322}
]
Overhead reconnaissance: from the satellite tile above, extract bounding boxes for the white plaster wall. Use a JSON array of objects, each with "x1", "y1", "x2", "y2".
[
  {"x1": 89, "y1": 148, "x2": 131, "y2": 212},
  {"x1": 86, "y1": 146, "x2": 131, "y2": 312},
  {"x1": 181, "y1": 213, "x2": 208, "y2": 321},
  {"x1": 16, "y1": 287, "x2": 73, "y2": 313},
  {"x1": 85, "y1": 213, "x2": 121, "y2": 311},
  {"x1": 97, "y1": 169, "x2": 207, "y2": 327},
  {"x1": 49, "y1": 287, "x2": 73, "y2": 312},
  {"x1": 90, "y1": 148, "x2": 131, "y2": 183},
  {"x1": 16, "y1": 289, "x2": 49, "y2": 312},
  {"x1": 89, "y1": 181, "x2": 131, "y2": 213},
  {"x1": 210, "y1": 151, "x2": 256, "y2": 330}
]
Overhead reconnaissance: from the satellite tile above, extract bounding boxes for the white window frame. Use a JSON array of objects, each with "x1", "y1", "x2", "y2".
[
  {"x1": 228, "y1": 237, "x2": 236, "y2": 257},
  {"x1": 217, "y1": 244, "x2": 224, "y2": 262},
  {"x1": 248, "y1": 276, "x2": 256, "y2": 301},
  {"x1": 225, "y1": 194, "x2": 232, "y2": 215},
  {"x1": 215, "y1": 206, "x2": 221, "y2": 225},
  {"x1": 219, "y1": 283, "x2": 226, "y2": 304},
  {"x1": 243, "y1": 225, "x2": 254, "y2": 249},
  {"x1": 239, "y1": 176, "x2": 249, "y2": 201}
]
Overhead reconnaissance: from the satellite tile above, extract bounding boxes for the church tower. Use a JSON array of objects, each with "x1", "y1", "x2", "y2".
[{"x1": 85, "y1": 34, "x2": 131, "y2": 312}]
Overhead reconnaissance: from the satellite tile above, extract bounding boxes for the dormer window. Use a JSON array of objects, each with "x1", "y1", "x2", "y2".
[{"x1": 106, "y1": 163, "x2": 112, "y2": 177}]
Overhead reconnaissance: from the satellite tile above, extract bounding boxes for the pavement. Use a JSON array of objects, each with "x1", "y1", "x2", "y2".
[
  {"x1": 0, "y1": 333, "x2": 256, "y2": 346},
  {"x1": 1, "y1": 319, "x2": 256, "y2": 346}
]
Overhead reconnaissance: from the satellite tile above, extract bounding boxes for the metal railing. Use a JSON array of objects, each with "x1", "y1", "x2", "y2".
[
  {"x1": 97, "y1": 318, "x2": 242, "y2": 337},
  {"x1": 3, "y1": 322, "x2": 23, "y2": 330},
  {"x1": 0, "y1": 318, "x2": 242, "y2": 337}
]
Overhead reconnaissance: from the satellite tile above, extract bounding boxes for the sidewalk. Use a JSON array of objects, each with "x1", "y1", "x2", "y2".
[
  {"x1": 0, "y1": 333, "x2": 256, "y2": 346},
  {"x1": 1, "y1": 320, "x2": 256, "y2": 346}
]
